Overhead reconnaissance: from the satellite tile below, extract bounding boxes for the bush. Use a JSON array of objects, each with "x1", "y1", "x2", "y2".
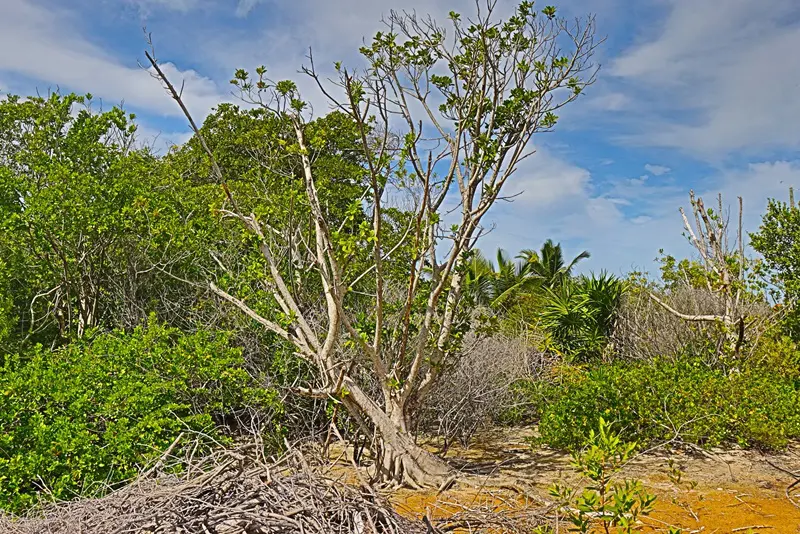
[
  {"x1": 418, "y1": 333, "x2": 552, "y2": 449},
  {"x1": 0, "y1": 320, "x2": 282, "y2": 512},
  {"x1": 613, "y1": 281, "x2": 773, "y2": 366},
  {"x1": 523, "y1": 357, "x2": 800, "y2": 452},
  {"x1": 540, "y1": 272, "x2": 626, "y2": 362}
]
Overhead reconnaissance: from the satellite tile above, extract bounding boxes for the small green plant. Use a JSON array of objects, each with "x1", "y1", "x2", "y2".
[
  {"x1": 664, "y1": 455, "x2": 697, "y2": 491},
  {"x1": 549, "y1": 418, "x2": 657, "y2": 533},
  {"x1": 666, "y1": 457, "x2": 682, "y2": 485}
]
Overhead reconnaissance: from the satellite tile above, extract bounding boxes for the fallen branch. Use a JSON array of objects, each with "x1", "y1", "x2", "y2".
[{"x1": 764, "y1": 458, "x2": 800, "y2": 510}]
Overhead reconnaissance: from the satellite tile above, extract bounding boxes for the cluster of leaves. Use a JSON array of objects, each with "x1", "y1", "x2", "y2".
[
  {"x1": 517, "y1": 351, "x2": 800, "y2": 451},
  {"x1": 658, "y1": 252, "x2": 767, "y2": 305},
  {"x1": 549, "y1": 418, "x2": 659, "y2": 534},
  {"x1": 0, "y1": 320, "x2": 281, "y2": 513}
]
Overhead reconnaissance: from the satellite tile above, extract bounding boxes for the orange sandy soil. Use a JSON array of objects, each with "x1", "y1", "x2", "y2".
[{"x1": 325, "y1": 428, "x2": 800, "y2": 533}]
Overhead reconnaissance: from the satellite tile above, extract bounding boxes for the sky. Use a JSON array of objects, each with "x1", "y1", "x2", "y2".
[{"x1": 1, "y1": 0, "x2": 799, "y2": 275}]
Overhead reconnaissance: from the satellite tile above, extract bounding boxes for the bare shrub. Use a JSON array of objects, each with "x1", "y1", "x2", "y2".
[
  {"x1": 417, "y1": 331, "x2": 554, "y2": 451},
  {"x1": 613, "y1": 285, "x2": 772, "y2": 365}
]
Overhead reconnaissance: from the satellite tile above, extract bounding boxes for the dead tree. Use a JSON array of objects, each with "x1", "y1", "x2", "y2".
[
  {"x1": 148, "y1": 1, "x2": 598, "y2": 487},
  {"x1": 650, "y1": 191, "x2": 749, "y2": 359}
]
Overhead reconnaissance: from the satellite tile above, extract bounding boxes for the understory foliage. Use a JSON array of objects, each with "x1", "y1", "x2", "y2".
[{"x1": 0, "y1": 320, "x2": 279, "y2": 512}]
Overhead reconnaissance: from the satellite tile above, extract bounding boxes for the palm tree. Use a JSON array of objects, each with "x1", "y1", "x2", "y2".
[
  {"x1": 464, "y1": 241, "x2": 590, "y2": 311},
  {"x1": 519, "y1": 239, "x2": 590, "y2": 288},
  {"x1": 463, "y1": 250, "x2": 495, "y2": 306},
  {"x1": 463, "y1": 249, "x2": 540, "y2": 309},
  {"x1": 491, "y1": 249, "x2": 540, "y2": 308}
]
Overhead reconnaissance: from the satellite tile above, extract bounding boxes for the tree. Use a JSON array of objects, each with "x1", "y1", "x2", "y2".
[
  {"x1": 750, "y1": 188, "x2": 800, "y2": 339},
  {"x1": 520, "y1": 238, "x2": 590, "y2": 288},
  {"x1": 149, "y1": 0, "x2": 598, "y2": 486},
  {"x1": 0, "y1": 93, "x2": 231, "y2": 347},
  {"x1": 0, "y1": 93, "x2": 148, "y2": 343},
  {"x1": 649, "y1": 191, "x2": 754, "y2": 360},
  {"x1": 463, "y1": 248, "x2": 540, "y2": 309}
]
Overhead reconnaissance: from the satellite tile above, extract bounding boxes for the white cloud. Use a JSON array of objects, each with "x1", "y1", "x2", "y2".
[
  {"x1": 587, "y1": 91, "x2": 631, "y2": 111},
  {"x1": 0, "y1": 0, "x2": 225, "y2": 121},
  {"x1": 479, "y1": 148, "x2": 689, "y2": 274},
  {"x1": 124, "y1": 0, "x2": 201, "y2": 14},
  {"x1": 612, "y1": 0, "x2": 800, "y2": 157},
  {"x1": 644, "y1": 164, "x2": 670, "y2": 176},
  {"x1": 506, "y1": 150, "x2": 592, "y2": 208},
  {"x1": 235, "y1": 0, "x2": 263, "y2": 17}
]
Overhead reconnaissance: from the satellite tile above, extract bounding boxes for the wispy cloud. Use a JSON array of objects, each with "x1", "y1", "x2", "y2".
[
  {"x1": 644, "y1": 164, "x2": 670, "y2": 176},
  {"x1": 235, "y1": 0, "x2": 263, "y2": 17},
  {"x1": 612, "y1": 0, "x2": 800, "y2": 158},
  {"x1": 124, "y1": 0, "x2": 202, "y2": 14},
  {"x1": 0, "y1": 0, "x2": 225, "y2": 120}
]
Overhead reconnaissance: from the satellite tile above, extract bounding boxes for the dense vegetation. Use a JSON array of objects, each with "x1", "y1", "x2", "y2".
[
  {"x1": 0, "y1": 0, "x2": 799, "y2": 516},
  {"x1": 0, "y1": 320, "x2": 280, "y2": 510}
]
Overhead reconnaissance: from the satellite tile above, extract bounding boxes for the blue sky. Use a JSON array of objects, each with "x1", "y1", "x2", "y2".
[{"x1": 2, "y1": 0, "x2": 799, "y2": 275}]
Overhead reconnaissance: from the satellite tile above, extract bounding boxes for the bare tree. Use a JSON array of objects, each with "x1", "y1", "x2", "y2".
[
  {"x1": 649, "y1": 191, "x2": 752, "y2": 359},
  {"x1": 148, "y1": 1, "x2": 598, "y2": 487}
]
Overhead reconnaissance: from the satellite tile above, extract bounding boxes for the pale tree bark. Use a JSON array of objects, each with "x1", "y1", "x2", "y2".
[{"x1": 147, "y1": 1, "x2": 598, "y2": 486}]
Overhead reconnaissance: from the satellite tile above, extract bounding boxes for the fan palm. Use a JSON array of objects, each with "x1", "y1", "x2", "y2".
[{"x1": 539, "y1": 271, "x2": 626, "y2": 361}]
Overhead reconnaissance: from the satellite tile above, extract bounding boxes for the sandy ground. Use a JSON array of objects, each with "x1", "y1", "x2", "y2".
[{"x1": 326, "y1": 427, "x2": 800, "y2": 533}]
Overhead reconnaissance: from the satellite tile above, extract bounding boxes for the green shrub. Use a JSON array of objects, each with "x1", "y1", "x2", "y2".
[
  {"x1": 540, "y1": 272, "x2": 626, "y2": 362},
  {"x1": 523, "y1": 358, "x2": 800, "y2": 451},
  {"x1": 0, "y1": 320, "x2": 282, "y2": 512}
]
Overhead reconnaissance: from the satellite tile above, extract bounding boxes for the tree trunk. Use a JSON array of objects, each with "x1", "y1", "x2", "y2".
[{"x1": 340, "y1": 378, "x2": 452, "y2": 488}]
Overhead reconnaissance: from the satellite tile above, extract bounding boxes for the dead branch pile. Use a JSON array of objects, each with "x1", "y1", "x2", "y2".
[
  {"x1": 428, "y1": 494, "x2": 550, "y2": 534},
  {"x1": 0, "y1": 448, "x2": 426, "y2": 534}
]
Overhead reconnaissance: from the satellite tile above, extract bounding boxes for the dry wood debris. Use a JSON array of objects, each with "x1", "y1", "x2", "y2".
[{"x1": 0, "y1": 447, "x2": 426, "y2": 534}]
